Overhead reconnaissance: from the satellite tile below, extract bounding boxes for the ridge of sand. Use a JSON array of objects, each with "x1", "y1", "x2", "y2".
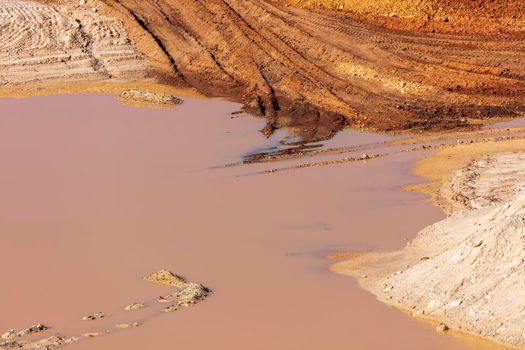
[
  {"x1": 0, "y1": 0, "x2": 146, "y2": 87},
  {"x1": 333, "y1": 140, "x2": 525, "y2": 349},
  {"x1": 407, "y1": 141, "x2": 525, "y2": 215}
]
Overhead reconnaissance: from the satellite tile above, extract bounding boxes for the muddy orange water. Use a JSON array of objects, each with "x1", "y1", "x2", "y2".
[{"x1": 0, "y1": 94, "x2": 506, "y2": 350}]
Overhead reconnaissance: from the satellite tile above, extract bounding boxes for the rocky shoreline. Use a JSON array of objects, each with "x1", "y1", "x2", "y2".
[{"x1": 0, "y1": 270, "x2": 211, "y2": 350}]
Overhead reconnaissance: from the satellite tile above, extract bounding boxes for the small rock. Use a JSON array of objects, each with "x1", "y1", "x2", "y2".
[
  {"x1": 118, "y1": 91, "x2": 183, "y2": 108},
  {"x1": 0, "y1": 340, "x2": 22, "y2": 349},
  {"x1": 361, "y1": 153, "x2": 371, "y2": 160},
  {"x1": 145, "y1": 270, "x2": 188, "y2": 288},
  {"x1": 360, "y1": 274, "x2": 368, "y2": 279},
  {"x1": 472, "y1": 240, "x2": 483, "y2": 248},
  {"x1": 436, "y1": 323, "x2": 449, "y2": 332},
  {"x1": 174, "y1": 283, "x2": 211, "y2": 304},
  {"x1": 9, "y1": 335, "x2": 78, "y2": 349},
  {"x1": 82, "y1": 313, "x2": 106, "y2": 321},
  {"x1": 15, "y1": 324, "x2": 49, "y2": 337},
  {"x1": 1, "y1": 330, "x2": 14, "y2": 340},
  {"x1": 115, "y1": 322, "x2": 141, "y2": 329},
  {"x1": 155, "y1": 296, "x2": 172, "y2": 304},
  {"x1": 124, "y1": 303, "x2": 145, "y2": 311},
  {"x1": 83, "y1": 331, "x2": 108, "y2": 338},
  {"x1": 162, "y1": 304, "x2": 179, "y2": 313},
  {"x1": 177, "y1": 300, "x2": 197, "y2": 307}
]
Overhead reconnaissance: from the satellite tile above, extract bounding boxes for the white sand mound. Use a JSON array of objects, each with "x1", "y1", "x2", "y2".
[
  {"x1": 381, "y1": 194, "x2": 525, "y2": 347},
  {"x1": 334, "y1": 152, "x2": 525, "y2": 349}
]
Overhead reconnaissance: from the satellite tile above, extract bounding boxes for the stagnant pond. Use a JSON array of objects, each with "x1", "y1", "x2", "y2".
[{"x1": 0, "y1": 93, "x2": 507, "y2": 350}]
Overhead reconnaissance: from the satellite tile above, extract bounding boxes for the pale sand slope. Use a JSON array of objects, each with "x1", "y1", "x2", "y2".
[
  {"x1": 0, "y1": 0, "x2": 146, "y2": 86},
  {"x1": 333, "y1": 141, "x2": 525, "y2": 349}
]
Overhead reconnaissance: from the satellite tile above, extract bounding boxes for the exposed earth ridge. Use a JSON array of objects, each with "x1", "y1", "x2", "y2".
[{"x1": 9, "y1": 0, "x2": 525, "y2": 141}]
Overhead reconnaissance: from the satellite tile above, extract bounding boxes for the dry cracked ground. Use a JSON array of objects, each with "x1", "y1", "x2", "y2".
[{"x1": 1, "y1": 0, "x2": 525, "y2": 140}]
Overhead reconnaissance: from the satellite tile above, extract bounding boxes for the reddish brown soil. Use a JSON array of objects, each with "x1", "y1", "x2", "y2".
[
  {"x1": 280, "y1": 0, "x2": 525, "y2": 35},
  {"x1": 39, "y1": 0, "x2": 525, "y2": 141}
]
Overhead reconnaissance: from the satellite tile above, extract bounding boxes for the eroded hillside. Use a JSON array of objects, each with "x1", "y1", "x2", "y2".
[{"x1": 7, "y1": 0, "x2": 525, "y2": 140}]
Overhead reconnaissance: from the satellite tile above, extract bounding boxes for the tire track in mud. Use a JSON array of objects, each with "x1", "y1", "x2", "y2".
[
  {"x1": 17, "y1": 0, "x2": 525, "y2": 141},
  {"x1": 285, "y1": 6, "x2": 525, "y2": 97}
]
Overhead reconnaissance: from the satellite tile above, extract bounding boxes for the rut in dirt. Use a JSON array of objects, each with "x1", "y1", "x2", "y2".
[{"x1": 70, "y1": 0, "x2": 525, "y2": 140}]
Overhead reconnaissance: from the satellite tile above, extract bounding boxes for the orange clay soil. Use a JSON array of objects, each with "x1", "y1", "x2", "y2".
[
  {"x1": 277, "y1": 0, "x2": 525, "y2": 34},
  {"x1": 23, "y1": 0, "x2": 525, "y2": 140}
]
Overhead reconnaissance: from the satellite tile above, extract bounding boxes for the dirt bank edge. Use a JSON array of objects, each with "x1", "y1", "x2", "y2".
[{"x1": 20, "y1": 0, "x2": 525, "y2": 142}]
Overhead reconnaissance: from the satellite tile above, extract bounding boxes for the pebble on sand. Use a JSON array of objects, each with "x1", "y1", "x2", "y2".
[
  {"x1": 124, "y1": 303, "x2": 146, "y2": 311},
  {"x1": 436, "y1": 323, "x2": 449, "y2": 332},
  {"x1": 115, "y1": 322, "x2": 141, "y2": 329},
  {"x1": 82, "y1": 313, "x2": 107, "y2": 321}
]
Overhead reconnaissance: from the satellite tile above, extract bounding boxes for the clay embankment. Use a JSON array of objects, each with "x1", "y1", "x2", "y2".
[
  {"x1": 2, "y1": 0, "x2": 524, "y2": 141},
  {"x1": 333, "y1": 141, "x2": 525, "y2": 349}
]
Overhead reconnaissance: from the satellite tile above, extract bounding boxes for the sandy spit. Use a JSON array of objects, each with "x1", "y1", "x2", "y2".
[{"x1": 332, "y1": 139, "x2": 525, "y2": 349}]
